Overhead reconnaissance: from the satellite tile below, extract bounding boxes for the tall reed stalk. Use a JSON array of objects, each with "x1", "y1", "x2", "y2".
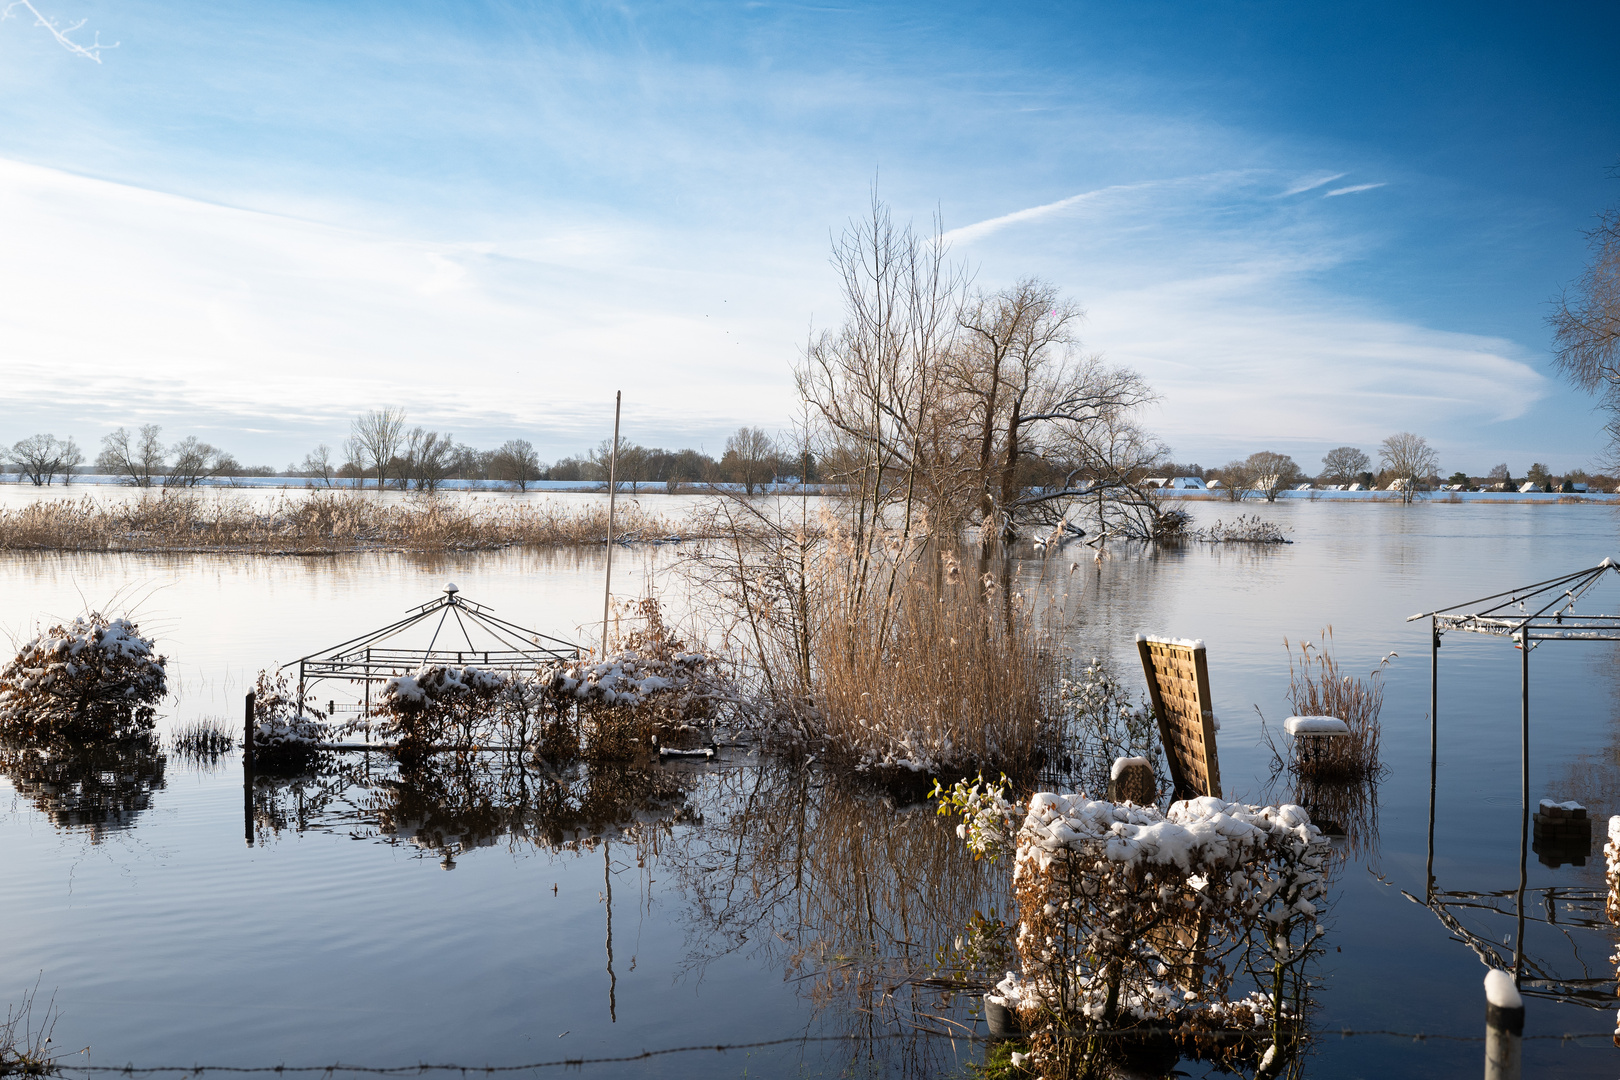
[{"x1": 1282, "y1": 629, "x2": 1388, "y2": 781}]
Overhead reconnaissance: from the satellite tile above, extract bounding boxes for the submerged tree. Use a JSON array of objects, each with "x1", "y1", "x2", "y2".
[
  {"x1": 9, "y1": 433, "x2": 82, "y2": 486},
  {"x1": 97, "y1": 424, "x2": 166, "y2": 486},
  {"x1": 349, "y1": 408, "x2": 407, "y2": 490},
  {"x1": 490, "y1": 438, "x2": 543, "y2": 491},
  {"x1": 1379, "y1": 432, "x2": 1439, "y2": 503},
  {"x1": 1319, "y1": 445, "x2": 1370, "y2": 486}
]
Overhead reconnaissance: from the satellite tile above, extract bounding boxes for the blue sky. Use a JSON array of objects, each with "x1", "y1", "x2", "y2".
[{"x1": 0, "y1": 0, "x2": 1616, "y2": 474}]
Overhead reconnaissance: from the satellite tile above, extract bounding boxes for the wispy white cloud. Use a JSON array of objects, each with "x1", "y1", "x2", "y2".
[
  {"x1": 942, "y1": 181, "x2": 1166, "y2": 245},
  {"x1": 1324, "y1": 182, "x2": 1386, "y2": 197},
  {"x1": 1280, "y1": 172, "x2": 1346, "y2": 196}
]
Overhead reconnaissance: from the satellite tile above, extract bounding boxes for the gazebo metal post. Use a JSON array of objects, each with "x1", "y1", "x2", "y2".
[
  {"x1": 1427, "y1": 614, "x2": 1439, "y2": 900},
  {"x1": 1516, "y1": 619, "x2": 1530, "y2": 984}
]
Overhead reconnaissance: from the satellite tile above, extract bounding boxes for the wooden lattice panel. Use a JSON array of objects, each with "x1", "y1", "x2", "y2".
[{"x1": 1136, "y1": 635, "x2": 1221, "y2": 799}]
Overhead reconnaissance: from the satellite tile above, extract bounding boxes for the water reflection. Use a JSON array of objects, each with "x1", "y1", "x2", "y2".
[
  {"x1": 249, "y1": 751, "x2": 698, "y2": 865},
  {"x1": 659, "y1": 765, "x2": 1009, "y2": 1077},
  {"x1": 0, "y1": 737, "x2": 166, "y2": 840}
]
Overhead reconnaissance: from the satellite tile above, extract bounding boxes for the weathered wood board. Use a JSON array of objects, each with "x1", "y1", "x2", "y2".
[{"x1": 1136, "y1": 634, "x2": 1221, "y2": 799}]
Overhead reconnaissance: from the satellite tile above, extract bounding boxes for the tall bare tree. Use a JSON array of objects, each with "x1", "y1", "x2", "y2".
[
  {"x1": 350, "y1": 408, "x2": 406, "y2": 490},
  {"x1": 721, "y1": 427, "x2": 778, "y2": 494},
  {"x1": 300, "y1": 444, "x2": 338, "y2": 487},
  {"x1": 97, "y1": 424, "x2": 166, "y2": 487},
  {"x1": 1379, "y1": 432, "x2": 1439, "y2": 503},
  {"x1": 10, "y1": 434, "x2": 81, "y2": 486},
  {"x1": 1244, "y1": 451, "x2": 1302, "y2": 502},
  {"x1": 1319, "y1": 446, "x2": 1370, "y2": 486},
  {"x1": 490, "y1": 439, "x2": 543, "y2": 491},
  {"x1": 1215, "y1": 458, "x2": 1255, "y2": 501},
  {"x1": 1549, "y1": 199, "x2": 1620, "y2": 463},
  {"x1": 403, "y1": 427, "x2": 454, "y2": 491},
  {"x1": 165, "y1": 436, "x2": 235, "y2": 487}
]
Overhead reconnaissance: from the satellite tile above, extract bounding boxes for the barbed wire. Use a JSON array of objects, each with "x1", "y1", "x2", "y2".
[{"x1": 34, "y1": 1025, "x2": 1618, "y2": 1076}]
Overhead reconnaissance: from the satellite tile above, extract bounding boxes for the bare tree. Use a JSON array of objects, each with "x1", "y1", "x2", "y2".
[
  {"x1": 490, "y1": 439, "x2": 543, "y2": 491},
  {"x1": 10, "y1": 434, "x2": 80, "y2": 486},
  {"x1": 721, "y1": 427, "x2": 778, "y2": 495},
  {"x1": 1214, "y1": 458, "x2": 1254, "y2": 501},
  {"x1": 1245, "y1": 450, "x2": 1302, "y2": 502},
  {"x1": 97, "y1": 425, "x2": 166, "y2": 487},
  {"x1": 1549, "y1": 199, "x2": 1620, "y2": 463},
  {"x1": 1319, "y1": 446, "x2": 1370, "y2": 486},
  {"x1": 1379, "y1": 432, "x2": 1439, "y2": 503},
  {"x1": 403, "y1": 427, "x2": 454, "y2": 491},
  {"x1": 350, "y1": 409, "x2": 406, "y2": 490},
  {"x1": 165, "y1": 436, "x2": 236, "y2": 487},
  {"x1": 300, "y1": 444, "x2": 338, "y2": 487}
]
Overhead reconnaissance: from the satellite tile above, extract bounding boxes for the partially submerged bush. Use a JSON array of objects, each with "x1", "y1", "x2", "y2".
[
  {"x1": 170, "y1": 717, "x2": 235, "y2": 758},
  {"x1": 1057, "y1": 658, "x2": 1162, "y2": 798},
  {"x1": 0, "y1": 614, "x2": 167, "y2": 742},
  {"x1": 1279, "y1": 631, "x2": 1389, "y2": 781},
  {"x1": 544, "y1": 598, "x2": 732, "y2": 758},
  {"x1": 251, "y1": 669, "x2": 344, "y2": 764},
  {"x1": 811, "y1": 563, "x2": 1057, "y2": 789},
  {"x1": 938, "y1": 779, "x2": 1330, "y2": 1078}
]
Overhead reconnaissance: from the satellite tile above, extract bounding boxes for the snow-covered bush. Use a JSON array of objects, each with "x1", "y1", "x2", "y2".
[
  {"x1": 543, "y1": 597, "x2": 732, "y2": 758},
  {"x1": 0, "y1": 613, "x2": 167, "y2": 741},
  {"x1": 1060, "y1": 657, "x2": 1162, "y2": 799},
  {"x1": 251, "y1": 668, "x2": 346, "y2": 764},
  {"x1": 374, "y1": 664, "x2": 514, "y2": 754},
  {"x1": 994, "y1": 793, "x2": 1330, "y2": 1078}
]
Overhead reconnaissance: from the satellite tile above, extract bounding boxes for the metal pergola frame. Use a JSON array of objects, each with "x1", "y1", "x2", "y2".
[
  {"x1": 284, "y1": 584, "x2": 581, "y2": 711},
  {"x1": 1406, "y1": 558, "x2": 1620, "y2": 993}
]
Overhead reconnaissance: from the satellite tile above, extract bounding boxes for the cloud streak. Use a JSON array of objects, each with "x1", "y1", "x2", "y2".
[
  {"x1": 1324, "y1": 182, "x2": 1386, "y2": 197},
  {"x1": 1280, "y1": 172, "x2": 1346, "y2": 196},
  {"x1": 942, "y1": 180, "x2": 1166, "y2": 245}
]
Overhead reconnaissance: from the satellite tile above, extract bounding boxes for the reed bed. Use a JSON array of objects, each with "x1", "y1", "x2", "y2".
[
  {"x1": 0, "y1": 492, "x2": 683, "y2": 554},
  {"x1": 169, "y1": 716, "x2": 236, "y2": 758},
  {"x1": 1279, "y1": 630, "x2": 1388, "y2": 781},
  {"x1": 810, "y1": 564, "x2": 1057, "y2": 790}
]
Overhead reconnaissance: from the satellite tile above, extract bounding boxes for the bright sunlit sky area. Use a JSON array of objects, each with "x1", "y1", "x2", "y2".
[{"x1": 1, "y1": 0, "x2": 1617, "y2": 474}]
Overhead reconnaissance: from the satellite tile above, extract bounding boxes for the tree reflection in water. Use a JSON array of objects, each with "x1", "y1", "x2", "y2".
[
  {"x1": 250, "y1": 753, "x2": 1006, "y2": 1075},
  {"x1": 658, "y1": 764, "x2": 1012, "y2": 1079},
  {"x1": 0, "y1": 738, "x2": 166, "y2": 841},
  {"x1": 250, "y1": 751, "x2": 697, "y2": 866}
]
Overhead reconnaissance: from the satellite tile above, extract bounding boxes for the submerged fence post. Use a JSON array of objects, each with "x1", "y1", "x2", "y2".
[
  {"x1": 1484, "y1": 969, "x2": 1523, "y2": 1080},
  {"x1": 242, "y1": 690, "x2": 255, "y2": 847},
  {"x1": 601, "y1": 390, "x2": 621, "y2": 657}
]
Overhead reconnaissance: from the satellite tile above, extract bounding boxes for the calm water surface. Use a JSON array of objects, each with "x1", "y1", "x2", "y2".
[{"x1": 2, "y1": 494, "x2": 1619, "y2": 1077}]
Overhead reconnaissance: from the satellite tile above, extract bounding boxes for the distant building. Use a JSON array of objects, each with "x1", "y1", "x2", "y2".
[
  {"x1": 1168, "y1": 476, "x2": 1206, "y2": 490},
  {"x1": 1294, "y1": 482, "x2": 1313, "y2": 491},
  {"x1": 1346, "y1": 483, "x2": 1364, "y2": 491},
  {"x1": 1519, "y1": 481, "x2": 1542, "y2": 493}
]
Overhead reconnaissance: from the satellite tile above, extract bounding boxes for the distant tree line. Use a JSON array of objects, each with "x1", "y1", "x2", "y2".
[
  {"x1": 4, "y1": 411, "x2": 811, "y2": 492},
  {"x1": 1189, "y1": 434, "x2": 1612, "y2": 500}
]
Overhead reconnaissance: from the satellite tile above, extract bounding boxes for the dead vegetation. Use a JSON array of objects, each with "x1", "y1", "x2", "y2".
[
  {"x1": 1275, "y1": 630, "x2": 1389, "y2": 782},
  {"x1": 0, "y1": 492, "x2": 681, "y2": 554}
]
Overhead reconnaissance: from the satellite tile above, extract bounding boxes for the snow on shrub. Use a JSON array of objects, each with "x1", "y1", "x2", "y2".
[
  {"x1": 374, "y1": 663, "x2": 514, "y2": 752},
  {"x1": 542, "y1": 598, "x2": 732, "y2": 759},
  {"x1": 938, "y1": 779, "x2": 1330, "y2": 1077},
  {"x1": 0, "y1": 613, "x2": 167, "y2": 741},
  {"x1": 251, "y1": 669, "x2": 347, "y2": 763}
]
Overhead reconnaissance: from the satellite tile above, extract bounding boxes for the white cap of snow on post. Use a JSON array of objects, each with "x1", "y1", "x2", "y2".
[
  {"x1": 445, "y1": 582, "x2": 459, "y2": 594},
  {"x1": 1484, "y1": 969, "x2": 1523, "y2": 1010},
  {"x1": 1110, "y1": 755, "x2": 1151, "y2": 780},
  {"x1": 1141, "y1": 634, "x2": 1206, "y2": 650}
]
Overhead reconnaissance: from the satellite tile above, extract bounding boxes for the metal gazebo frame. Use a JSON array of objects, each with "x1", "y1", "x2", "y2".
[
  {"x1": 284, "y1": 583, "x2": 581, "y2": 713},
  {"x1": 1407, "y1": 558, "x2": 1620, "y2": 991}
]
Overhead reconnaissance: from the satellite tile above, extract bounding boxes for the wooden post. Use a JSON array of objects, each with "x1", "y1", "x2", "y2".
[
  {"x1": 242, "y1": 690, "x2": 255, "y2": 847},
  {"x1": 601, "y1": 390, "x2": 621, "y2": 657},
  {"x1": 1484, "y1": 970, "x2": 1523, "y2": 1080}
]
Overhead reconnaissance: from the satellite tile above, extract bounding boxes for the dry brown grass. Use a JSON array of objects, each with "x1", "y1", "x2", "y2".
[
  {"x1": 810, "y1": 555, "x2": 1058, "y2": 790},
  {"x1": 1281, "y1": 629, "x2": 1388, "y2": 782},
  {"x1": 0, "y1": 492, "x2": 680, "y2": 554}
]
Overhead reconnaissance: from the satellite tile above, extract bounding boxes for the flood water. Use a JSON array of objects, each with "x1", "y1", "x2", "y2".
[{"x1": 2, "y1": 492, "x2": 1619, "y2": 1077}]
